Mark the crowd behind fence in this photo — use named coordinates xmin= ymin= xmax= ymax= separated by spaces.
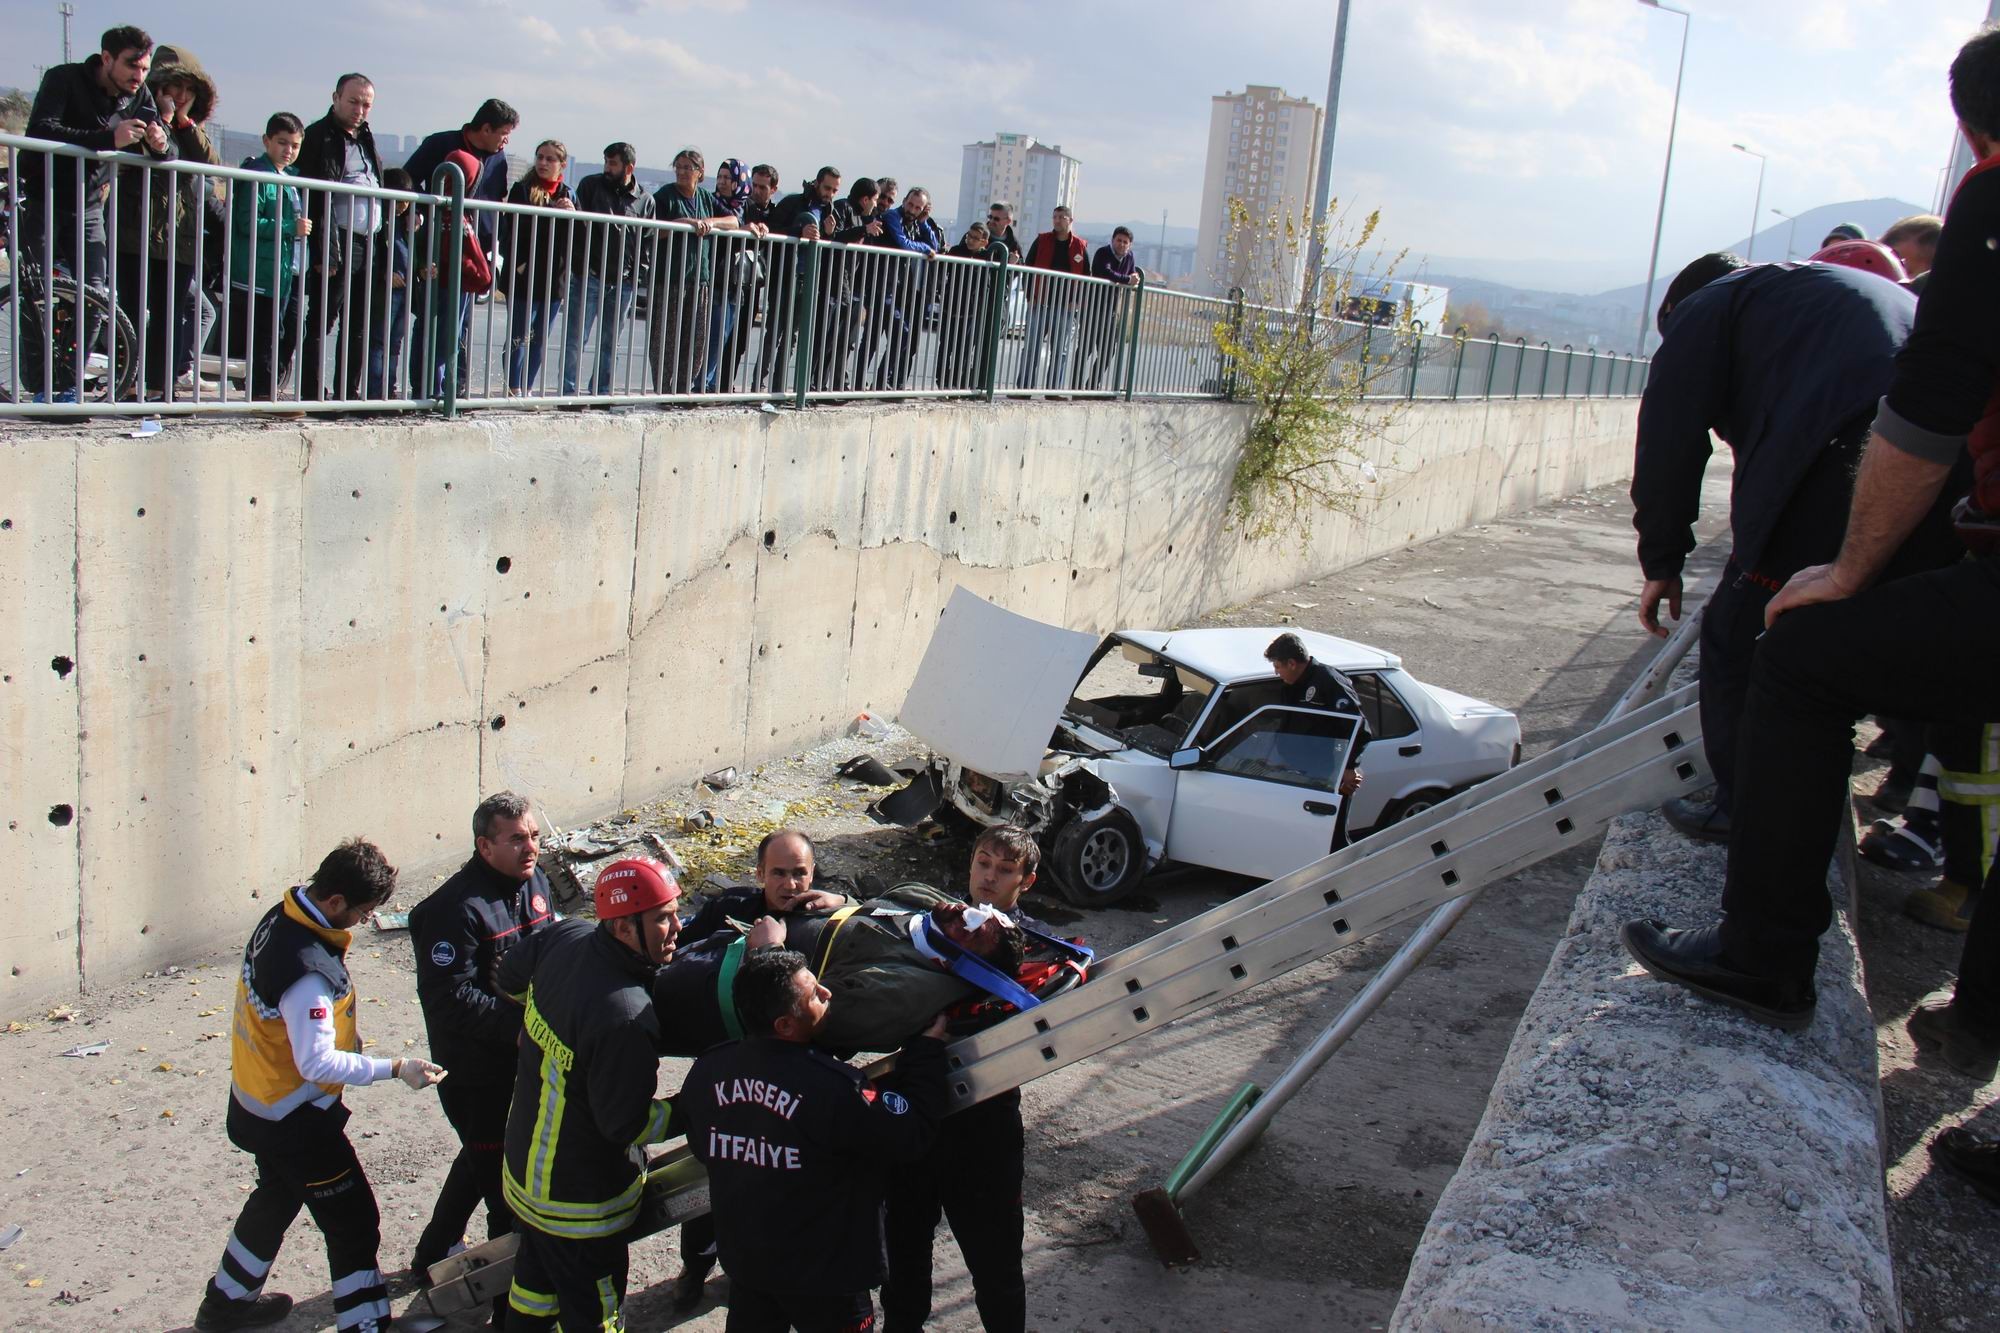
xmin=0 ymin=133 xmax=1650 ymax=419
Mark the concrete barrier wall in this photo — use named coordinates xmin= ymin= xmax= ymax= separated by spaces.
xmin=0 ymin=395 xmax=1637 ymax=1009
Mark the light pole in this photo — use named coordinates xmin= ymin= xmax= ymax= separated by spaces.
xmin=1635 ymin=0 xmax=1689 ymax=355
xmin=1301 ymin=0 xmax=1351 ymax=307
xmin=1731 ymin=143 xmax=1766 ymax=261
xmin=1770 ymin=206 xmax=1798 ymax=261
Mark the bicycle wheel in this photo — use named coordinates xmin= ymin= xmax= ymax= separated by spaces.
xmin=0 ymin=276 xmax=138 ymax=404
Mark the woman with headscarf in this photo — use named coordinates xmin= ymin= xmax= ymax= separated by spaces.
xmin=500 ymin=138 xmax=575 ymax=394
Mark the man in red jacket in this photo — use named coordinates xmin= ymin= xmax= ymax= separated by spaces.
xmin=1018 ymin=205 xmax=1088 ymax=391
xmin=1622 ymin=28 xmax=2000 ymax=1201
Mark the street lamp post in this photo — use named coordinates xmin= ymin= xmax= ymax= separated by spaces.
xmin=1770 ymin=206 xmax=1798 ymax=261
xmin=1301 ymin=0 xmax=1351 ymax=308
xmin=1636 ymin=0 xmax=1689 ymax=355
xmin=1731 ymin=143 xmax=1766 ymax=262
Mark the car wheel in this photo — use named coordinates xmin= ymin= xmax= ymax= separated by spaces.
xmin=1382 ymin=789 xmax=1452 ymax=825
xmin=1049 ymin=806 xmax=1147 ymax=907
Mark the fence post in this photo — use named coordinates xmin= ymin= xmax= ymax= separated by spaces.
xmin=1406 ymin=331 xmax=1422 ymax=400
xmin=1482 ymin=333 xmax=1500 ymax=399
xmin=1583 ymin=346 xmax=1597 ymax=398
xmin=429 ymin=162 xmax=467 ymax=419
xmin=1224 ymin=286 xmax=1245 ymax=402
xmin=1559 ymin=345 xmax=1574 ymax=398
xmin=1447 ymin=327 xmax=1468 ymax=400
xmin=980 ymin=249 xmax=1010 ymax=403
xmin=1511 ymin=336 xmax=1528 ymax=399
xmin=792 ymin=240 xmax=820 ymax=411
xmin=1536 ymin=342 xmax=1552 ymax=398
xmin=1122 ymin=272 xmax=1147 ymax=402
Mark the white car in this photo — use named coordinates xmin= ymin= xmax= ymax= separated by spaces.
xmin=886 ymin=589 xmax=1523 ymax=906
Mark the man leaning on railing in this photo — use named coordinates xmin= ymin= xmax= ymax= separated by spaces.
xmin=563 ymin=142 xmax=652 ymax=401
xmin=297 ymin=73 xmax=384 ymax=404
xmin=18 ymin=22 xmax=173 ymax=403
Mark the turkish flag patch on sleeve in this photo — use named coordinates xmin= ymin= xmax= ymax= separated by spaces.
xmin=309 ymin=1006 xmax=328 ymax=1020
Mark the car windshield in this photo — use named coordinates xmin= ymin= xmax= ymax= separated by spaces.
xmin=1062 ymin=638 xmax=1216 ymax=757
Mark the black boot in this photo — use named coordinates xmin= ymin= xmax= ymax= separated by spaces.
xmin=672 ymin=1256 xmax=716 ymax=1313
xmin=1930 ymin=1128 xmax=2000 ymax=1205
xmin=1907 ymin=991 xmax=2000 ymax=1081
xmin=1662 ymin=797 xmax=1730 ymax=842
xmin=1619 ymin=920 xmax=1816 ymax=1029
xmin=193 ymin=1292 xmax=295 ymax=1331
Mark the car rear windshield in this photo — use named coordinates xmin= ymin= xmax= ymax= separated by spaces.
xmin=1063 ymin=639 xmax=1216 ymax=757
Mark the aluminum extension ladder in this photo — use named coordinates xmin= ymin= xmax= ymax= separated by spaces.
xmin=427 ymin=668 xmax=1708 ymax=1312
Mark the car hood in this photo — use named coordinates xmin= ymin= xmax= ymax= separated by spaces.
xmin=897 ymin=587 xmax=1100 ymax=781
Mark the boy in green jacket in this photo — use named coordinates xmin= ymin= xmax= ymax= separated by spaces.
xmin=228 ymin=113 xmax=311 ymax=402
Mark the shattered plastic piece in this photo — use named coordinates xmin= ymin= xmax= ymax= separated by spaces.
xmin=682 ymin=811 xmax=718 ymax=833
xmin=1422 ymin=595 xmax=1443 ymax=610
xmin=641 ymin=831 xmax=685 ymax=873
xmin=698 ymin=766 xmax=739 ymax=791
xmin=45 ymin=1005 xmax=78 ymax=1023
xmin=849 ymin=713 xmax=889 ymax=741
xmin=371 ymin=910 xmax=411 ymax=932
xmin=128 ymin=418 xmax=162 ymax=438
xmin=1292 ymin=602 xmax=1318 ymax=611
xmin=59 ymin=1041 xmax=110 ymax=1058
xmin=0 ymin=1224 xmax=20 ymax=1250
xmin=835 ymin=755 xmax=898 ymax=787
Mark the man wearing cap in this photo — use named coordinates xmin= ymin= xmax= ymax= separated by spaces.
xmin=195 ymin=839 xmax=444 ymax=1333
xmin=407 ymin=792 xmax=557 ymax=1297
xmin=684 ymin=947 xmax=949 ymax=1333
xmin=495 ymin=857 xmax=683 ymax=1333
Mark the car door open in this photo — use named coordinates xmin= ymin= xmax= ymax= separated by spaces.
xmin=1165 ymin=705 xmax=1361 ymax=881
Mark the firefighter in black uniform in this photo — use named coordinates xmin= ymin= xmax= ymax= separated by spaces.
xmin=685 ymin=947 xmax=949 ymax=1333
xmin=1265 ymin=632 xmax=1372 ymax=849
xmin=408 ymin=791 xmax=556 ymax=1291
xmin=496 ymin=857 xmax=683 ymax=1333
xmin=194 ymin=839 xmax=445 ymax=1333
xmin=883 ymin=824 xmax=1054 ymax=1333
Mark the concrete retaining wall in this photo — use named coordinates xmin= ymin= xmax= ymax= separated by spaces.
xmin=1391 ymin=811 xmax=1895 ymax=1331
xmin=0 ymin=395 xmax=1637 ymax=1010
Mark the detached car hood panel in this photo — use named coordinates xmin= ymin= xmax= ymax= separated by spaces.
xmin=897 ymin=587 xmax=1099 ymax=781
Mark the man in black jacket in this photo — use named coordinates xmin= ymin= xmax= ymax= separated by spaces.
xmin=404 ymin=98 xmax=517 ymax=396
xmin=408 ymin=792 xmax=556 ymax=1294
xmin=685 ymin=947 xmax=948 ymax=1333
xmin=496 ymin=857 xmax=682 ymax=1333
xmin=19 ymin=24 xmax=172 ymax=401
xmin=1631 ymin=249 xmax=1935 ymax=840
xmin=1265 ymin=632 xmax=1372 ymax=850
xmin=563 ymin=143 xmax=654 ymax=398
xmin=296 ymin=74 xmax=384 ymax=402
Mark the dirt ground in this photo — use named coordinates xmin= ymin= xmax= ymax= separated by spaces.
xmin=7 ymin=466 xmax=1988 ymax=1332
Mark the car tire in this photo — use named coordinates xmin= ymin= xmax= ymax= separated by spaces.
xmin=1381 ymin=788 xmax=1452 ymax=826
xmin=1049 ymin=806 xmax=1147 ymax=908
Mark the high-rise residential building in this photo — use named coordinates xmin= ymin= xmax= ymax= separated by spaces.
xmin=1193 ymin=86 xmax=1324 ymax=300
xmin=955 ymin=133 xmax=1081 ymax=241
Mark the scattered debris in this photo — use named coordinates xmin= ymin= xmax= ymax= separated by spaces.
xmin=848 ymin=713 xmax=889 ymax=741
xmin=1292 ymin=602 xmax=1318 ymax=611
xmin=371 ymin=910 xmax=411 ymax=933
xmin=682 ymin=810 xmax=719 ymax=834
xmin=698 ymin=766 xmax=739 ymax=791
xmin=835 ymin=755 xmax=897 ymax=787
xmin=127 ymin=418 xmax=162 ymax=439
xmin=1422 ymin=595 xmax=1444 ymax=610
xmin=59 ymin=1041 xmax=110 ymax=1058
xmin=0 ymin=1224 xmax=20 ymax=1250
xmin=154 ymin=1062 xmax=174 ymax=1073
xmin=44 ymin=1006 xmax=78 ymax=1023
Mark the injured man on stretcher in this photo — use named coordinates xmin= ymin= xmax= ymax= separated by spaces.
xmin=653 ymin=883 xmax=1091 ymax=1054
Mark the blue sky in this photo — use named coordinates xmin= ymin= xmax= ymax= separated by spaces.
xmin=1 ymin=0 xmax=1987 ymax=292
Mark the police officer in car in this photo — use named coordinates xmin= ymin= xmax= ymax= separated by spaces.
xmin=408 ymin=792 xmax=556 ymax=1293
xmin=684 ymin=948 xmax=949 ymax=1332
xmin=1264 ymin=632 xmax=1372 ymax=849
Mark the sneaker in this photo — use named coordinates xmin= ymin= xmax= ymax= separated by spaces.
xmin=1661 ymin=797 xmax=1730 ymax=843
xmin=1930 ymin=1127 xmax=2000 ymax=1205
xmin=1859 ymin=818 xmax=1944 ymax=872
xmin=1619 ymin=919 xmax=1816 ymax=1030
xmin=193 ymin=1291 xmax=294 ymax=1331
xmin=1904 ymin=878 xmax=1978 ymax=932
xmin=1907 ymin=991 xmax=2000 ymax=1081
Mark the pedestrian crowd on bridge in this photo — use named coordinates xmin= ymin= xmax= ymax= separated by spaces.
xmin=1622 ymin=21 xmax=2000 ymax=1213
xmin=10 ymin=25 xmax=1147 ymax=408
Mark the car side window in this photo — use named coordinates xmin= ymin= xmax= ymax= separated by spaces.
xmin=1349 ymin=672 xmax=1419 ymax=740
xmin=1195 ymin=679 xmax=1284 ymax=747
xmin=1205 ymin=707 xmax=1358 ymax=791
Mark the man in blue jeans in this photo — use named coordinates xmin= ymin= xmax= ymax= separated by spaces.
xmin=564 ymin=143 xmax=653 ymax=398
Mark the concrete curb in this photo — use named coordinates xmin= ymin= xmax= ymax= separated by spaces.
xmin=1390 ymin=811 xmax=1896 ymax=1331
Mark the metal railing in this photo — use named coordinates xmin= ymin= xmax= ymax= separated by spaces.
xmin=0 ymin=132 xmax=1648 ymax=418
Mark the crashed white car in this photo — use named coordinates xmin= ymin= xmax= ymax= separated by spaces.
xmin=887 ymin=589 xmax=1522 ymax=906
